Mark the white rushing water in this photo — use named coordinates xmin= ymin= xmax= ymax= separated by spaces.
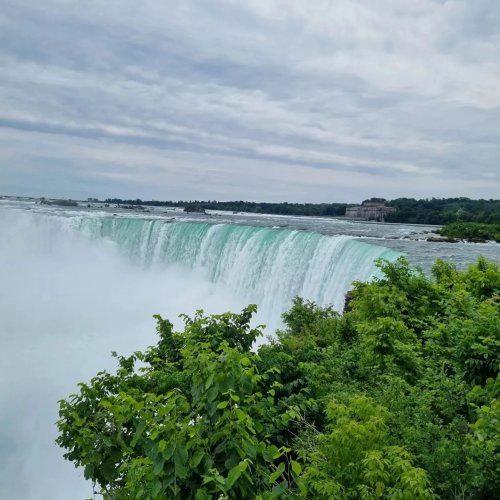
xmin=0 ymin=207 xmax=400 ymax=499
xmin=74 ymin=216 xmax=401 ymax=316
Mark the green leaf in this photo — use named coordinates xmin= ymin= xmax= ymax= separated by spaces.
xmin=190 ymin=448 xmax=205 ymax=468
xmin=217 ymin=400 xmax=229 ymax=409
xmin=297 ymin=479 xmax=307 ymax=496
xmin=291 ymin=460 xmax=302 ymax=476
xmin=375 ymin=481 xmax=385 ymax=496
xmin=101 ymin=459 xmax=116 ymax=481
xmin=263 ymin=445 xmax=279 ymax=462
xmin=153 ymin=455 xmax=165 ymax=475
xmin=83 ymin=464 xmax=94 ymax=480
xmin=270 ymin=479 xmax=289 ymax=498
xmin=205 ymin=372 xmax=214 ymax=390
xmin=206 ymin=386 xmax=218 ymax=402
xmin=226 ymin=463 xmax=243 ymax=489
xmin=163 ymin=443 xmax=175 ymax=460
xmin=152 ymin=479 xmax=162 ymax=497
xmin=175 ymin=462 xmax=189 ymax=480
xmin=174 ymin=445 xmax=188 ymax=467
xmin=269 ymin=462 xmax=285 ymax=483
xmin=235 ymin=408 xmax=247 ymax=421
xmin=145 ymin=439 xmax=159 ymax=460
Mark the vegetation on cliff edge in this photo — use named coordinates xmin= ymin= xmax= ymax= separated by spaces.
xmin=57 ymin=257 xmax=499 ymax=499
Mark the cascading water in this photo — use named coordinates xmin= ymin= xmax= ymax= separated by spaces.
xmin=74 ymin=216 xmax=401 ymax=318
xmin=0 ymin=207 xmax=401 ymax=500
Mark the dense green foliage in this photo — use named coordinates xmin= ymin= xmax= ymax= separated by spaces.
xmin=385 ymin=198 xmax=500 ymax=225
xmin=57 ymin=257 xmax=500 ymax=499
xmin=103 ymin=197 xmax=500 ymax=223
xmin=437 ymin=222 xmax=500 ymax=243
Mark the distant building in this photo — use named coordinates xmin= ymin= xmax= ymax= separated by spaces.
xmin=87 ymin=198 xmax=99 ymax=202
xmin=345 ymin=200 xmax=396 ymax=221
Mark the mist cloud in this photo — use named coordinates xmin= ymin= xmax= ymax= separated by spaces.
xmin=0 ymin=209 xmax=248 ymax=499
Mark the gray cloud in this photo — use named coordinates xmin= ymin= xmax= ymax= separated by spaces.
xmin=1 ymin=0 xmax=499 ymax=201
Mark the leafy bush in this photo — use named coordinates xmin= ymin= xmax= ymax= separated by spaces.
xmin=57 ymin=257 xmax=500 ymax=499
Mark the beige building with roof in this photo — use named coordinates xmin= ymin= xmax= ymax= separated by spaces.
xmin=345 ymin=201 xmax=396 ymax=221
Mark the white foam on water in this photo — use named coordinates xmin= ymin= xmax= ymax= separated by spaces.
xmin=0 ymin=208 xmax=400 ymax=499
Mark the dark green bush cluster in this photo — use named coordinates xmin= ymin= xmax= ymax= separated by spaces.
xmin=57 ymin=257 xmax=499 ymax=499
xmin=386 ymin=198 xmax=500 ymax=224
xmin=437 ymin=222 xmax=500 ymax=242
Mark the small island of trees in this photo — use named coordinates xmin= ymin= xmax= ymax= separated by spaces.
xmin=437 ymin=222 xmax=500 ymax=243
xmin=57 ymin=257 xmax=499 ymax=499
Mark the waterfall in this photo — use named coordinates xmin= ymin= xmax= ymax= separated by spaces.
xmin=74 ymin=217 xmax=401 ymax=316
xmin=0 ymin=207 xmax=401 ymax=500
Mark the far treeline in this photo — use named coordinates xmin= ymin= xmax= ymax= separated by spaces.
xmin=104 ymin=197 xmax=500 ymax=225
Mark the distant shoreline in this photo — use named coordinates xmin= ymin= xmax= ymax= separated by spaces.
xmin=1 ymin=194 xmax=498 ymax=227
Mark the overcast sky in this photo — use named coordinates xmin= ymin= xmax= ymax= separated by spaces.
xmin=1 ymin=0 xmax=499 ymax=202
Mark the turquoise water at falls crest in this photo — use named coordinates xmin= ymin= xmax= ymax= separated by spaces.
xmin=75 ymin=217 xmax=401 ymax=317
